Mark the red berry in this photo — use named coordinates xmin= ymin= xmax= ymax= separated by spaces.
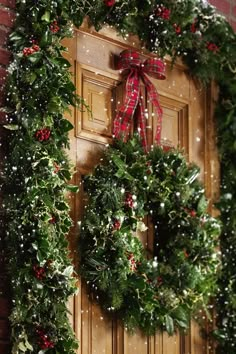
xmin=173 ymin=24 xmax=181 ymax=34
xmin=190 ymin=21 xmax=197 ymax=33
xmin=189 ymin=210 xmax=196 ymax=217
xmin=32 ymin=44 xmax=40 ymax=52
xmin=35 ymin=128 xmax=51 ymax=142
xmin=113 ymin=219 xmax=121 ymax=230
xmin=50 ymin=20 xmax=60 ymax=33
xmin=103 ymin=0 xmax=115 ymax=6
xmin=125 ymin=193 xmax=134 ymax=208
xmin=155 ymin=6 xmax=171 ymax=20
xmin=207 ymin=42 xmax=219 ymax=53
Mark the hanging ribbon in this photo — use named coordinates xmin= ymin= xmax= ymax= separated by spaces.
xmin=113 ymin=49 xmax=166 ymax=150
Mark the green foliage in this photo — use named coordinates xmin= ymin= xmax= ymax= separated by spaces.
xmin=79 ymin=137 xmax=221 ymax=336
xmin=214 ymin=71 xmax=236 ymax=354
xmin=69 ymin=0 xmax=235 ymax=83
xmin=2 ymin=0 xmax=82 ymax=352
xmin=2 ymin=0 xmax=236 ymax=352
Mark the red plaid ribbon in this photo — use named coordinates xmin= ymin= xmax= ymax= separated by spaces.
xmin=113 ymin=50 xmax=165 ymax=150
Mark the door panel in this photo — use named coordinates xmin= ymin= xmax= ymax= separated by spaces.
xmin=64 ymin=23 xmax=218 ymax=354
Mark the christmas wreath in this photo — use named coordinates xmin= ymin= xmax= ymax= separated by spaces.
xmin=79 ymin=137 xmax=221 ymax=335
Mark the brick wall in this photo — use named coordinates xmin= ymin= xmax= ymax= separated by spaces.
xmin=0 ymin=1 xmax=235 ymax=353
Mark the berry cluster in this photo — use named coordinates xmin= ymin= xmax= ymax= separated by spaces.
xmin=103 ymin=0 xmax=115 ymax=6
xmin=128 ymin=253 xmax=137 ymax=272
xmin=125 ymin=192 xmax=134 ymax=208
xmin=50 ymin=20 xmax=60 ymax=33
xmin=23 ymin=44 xmax=40 ymax=56
xmin=49 ymin=215 xmax=57 ymax=224
xmin=112 ymin=219 xmax=121 ymax=230
xmin=53 ymin=162 xmax=60 ymax=173
xmin=36 ymin=328 xmax=55 ymax=350
xmin=155 ymin=5 xmax=171 ymax=20
xmin=207 ymin=42 xmax=219 ymax=53
xmin=35 ymin=128 xmax=51 ymax=142
xmin=33 ymin=265 xmax=46 ymax=280
xmin=173 ymin=23 xmax=181 ymax=34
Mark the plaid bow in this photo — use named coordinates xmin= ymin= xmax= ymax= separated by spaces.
xmin=113 ymin=50 xmax=165 ymax=150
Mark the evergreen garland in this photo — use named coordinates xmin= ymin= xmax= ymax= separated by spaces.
xmin=1 ymin=0 xmax=236 ymax=353
xmin=79 ymin=137 xmax=221 ymax=335
xmin=214 ymin=71 xmax=236 ymax=354
xmin=2 ymin=1 xmax=82 ymax=353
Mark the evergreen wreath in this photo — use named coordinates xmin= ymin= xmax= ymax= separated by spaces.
xmin=2 ymin=0 xmax=236 ymax=352
xmin=79 ymin=137 xmax=221 ymax=335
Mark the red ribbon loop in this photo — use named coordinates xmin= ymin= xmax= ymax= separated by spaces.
xmin=113 ymin=49 xmax=165 ymax=150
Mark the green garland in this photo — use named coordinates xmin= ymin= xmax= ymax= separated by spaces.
xmin=79 ymin=137 xmax=221 ymax=335
xmin=1 ymin=0 xmax=236 ymax=353
xmin=3 ymin=1 xmax=82 ymax=353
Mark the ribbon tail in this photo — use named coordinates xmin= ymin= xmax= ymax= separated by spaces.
xmin=142 ymin=74 xmax=163 ymax=145
xmin=113 ymin=69 xmax=140 ymax=141
xmin=136 ymin=96 xmax=148 ymax=152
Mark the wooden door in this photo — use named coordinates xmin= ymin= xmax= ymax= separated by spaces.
xmin=64 ymin=23 xmax=219 ymax=354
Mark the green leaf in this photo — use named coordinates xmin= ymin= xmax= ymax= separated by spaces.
xmin=59 ymin=118 xmax=74 ymax=132
xmin=44 ymin=115 xmax=54 ymax=127
xmin=112 ymin=155 xmax=127 ymax=170
xmin=18 ymin=342 xmax=27 ymax=352
xmin=56 ymin=57 xmax=71 ymax=68
xmin=40 ymin=30 xmax=51 ymax=47
xmin=197 ymin=195 xmax=208 ymax=214
xmin=9 ymin=32 xmax=23 ymax=42
xmin=63 ymin=266 xmax=74 ymax=277
xmin=3 ymin=124 xmax=19 ymax=130
xmin=172 ymin=307 xmax=189 ymax=328
xmin=165 ymin=314 xmax=174 ymax=335
xmin=41 ymin=10 xmax=51 ymax=22
xmin=27 ymin=72 xmax=37 ymax=84
xmin=36 ymin=250 xmax=44 ymax=263
xmin=66 ymin=184 xmax=79 ymax=193
xmin=56 ymin=201 xmax=69 ymax=211
xmin=48 ymin=98 xmax=61 ymax=113
xmin=25 ymin=340 xmax=33 ymax=351
xmin=60 ymin=169 xmax=72 ymax=180
xmin=28 ymin=52 xmax=43 ymax=64
xmin=176 ymin=319 xmax=189 ymax=329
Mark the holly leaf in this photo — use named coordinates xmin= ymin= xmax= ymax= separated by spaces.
xmin=197 ymin=195 xmax=208 ymax=214
xmin=28 ymin=52 xmax=43 ymax=64
xmin=56 ymin=201 xmax=69 ymax=211
xmin=112 ymin=155 xmax=126 ymax=170
xmin=25 ymin=340 xmax=33 ymax=351
xmin=56 ymin=57 xmax=71 ymax=68
xmin=27 ymin=72 xmax=37 ymax=84
xmin=9 ymin=32 xmax=23 ymax=42
xmin=112 ymin=156 xmax=133 ymax=181
xmin=18 ymin=342 xmax=27 ymax=352
xmin=41 ymin=11 xmax=51 ymax=22
xmin=172 ymin=306 xmax=189 ymax=329
xmin=40 ymin=30 xmax=52 ymax=47
xmin=48 ymin=97 xmax=61 ymax=114
xmin=60 ymin=169 xmax=72 ymax=180
xmin=165 ymin=314 xmax=174 ymax=335
xmin=63 ymin=266 xmax=74 ymax=277
xmin=59 ymin=118 xmax=74 ymax=132
xmin=36 ymin=250 xmax=44 ymax=263
xmin=3 ymin=124 xmax=19 ymax=130
xmin=66 ymin=184 xmax=79 ymax=193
